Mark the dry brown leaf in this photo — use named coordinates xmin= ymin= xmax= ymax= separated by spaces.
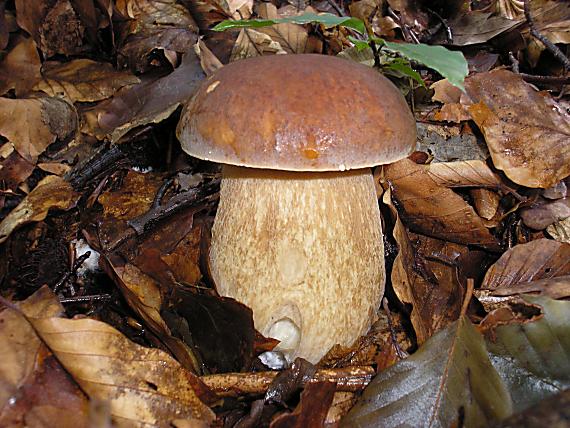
xmin=481 ymin=239 xmax=570 ymax=293
xmin=0 ymin=175 xmax=79 ymax=244
xmin=463 ymin=69 xmax=570 ymax=189
xmin=0 ymin=287 xmax=88 ymax=427
xmin=256 ymin=4 xmax=313 ymax=54
xmin=433 ymin=103 xmax=472 ymax=123
xmin=29 ymin=316 xmax=215 ymax=426
xmin=0 ymin=97 xmax=76 ymax=163
xmin=426 ymin=160 xmax=502 ymax=188
xmin=34 ymin=59 xmax=140 ymax=102
xmin=449 ymin=11 xmax=522 ymax=46
xmin=431 ymin=79 xmax=463 ymax=104
xmin=382 ymin=158 xmax=500 ymax=249
xmin=471 ymin=188 xmax=501 ymax=221
xmin=548 ymin=217 xmax=570 ymax=244
xmin=82 ymin=51 xmax=204 ymax=142
xmin=114 ymin=0 xmax=198 ymax=71
xmin=525 ymin=0 xmax=570 ymax=45
xmin=0 ymin=151 xmax=36 ymax=191
xmin=384 ymin=188 xmax=466 ymax=344
xmin=105 ymin=262 xmax=203 ymax=374
xmin=37 ymin=162 xmax=72 ymax=176
xmin=484 ymin=275 xmax=570 ymax=300
xmin=230 ymin=28 xmax=286 ymax=61
xmin=0 ymin=37 xmax=42 ymax=96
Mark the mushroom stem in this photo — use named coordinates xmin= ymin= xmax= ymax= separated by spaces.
xmin=210 ymin=165 xmax=385 ymax=363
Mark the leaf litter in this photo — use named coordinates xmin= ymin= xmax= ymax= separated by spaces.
xmin=1 ymin=0 xmax=570 ymax=426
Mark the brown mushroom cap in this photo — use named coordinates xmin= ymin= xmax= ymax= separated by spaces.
xmin=177 ymin=54 xmax=416 ymax=171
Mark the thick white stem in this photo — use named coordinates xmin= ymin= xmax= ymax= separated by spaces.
xmin=210 ymin=165 xmax=384 ymax=363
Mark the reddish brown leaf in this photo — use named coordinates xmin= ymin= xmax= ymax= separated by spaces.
xmin=0 ymin=37 xmax=42 ymax=96
xmin=0 ymin=150 xmax=36 ymax=191
xmin=382 ymin=158 xmax=500 ymax=249
xmin=270 ymin=381 xmax=336 ymax=428
xmin=463 ymin=69 xmax=570 ymax=188
xmin=481 ymin=239 xmax=570 ymax=292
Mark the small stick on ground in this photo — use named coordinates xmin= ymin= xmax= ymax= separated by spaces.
xmin=524 ymin=0 xmax=570 ymax=71
xmin=382 ymin=298 xmax=407 ymax=360
xmin=200 ymin=366 xmax=375 ymax=398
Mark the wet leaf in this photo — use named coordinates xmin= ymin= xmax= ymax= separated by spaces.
xmin=342 ymin=316 xmax=513 ymax=427
xmin=0 ymin=97 xmax=76 ymax=163
xmin=34 ymin=59 xmax=140 ymax=102
xmin=485 ymin=296 xmax=570 ymax=413
xmin=29 ymin=314 xmax=215 ymax=426
xmin=481 ymin=239 xmax=570 ymax=292
xmin=382 ymin=158 xmax=500 ymax=250
xmin=463 ymin=69 xmax=570 ymax=189
xmin=0 ymin=175 xmax=79 ymax=244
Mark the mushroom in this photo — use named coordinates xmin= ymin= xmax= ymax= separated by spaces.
xmin=177 ymin=54 xmax=416 ymax=363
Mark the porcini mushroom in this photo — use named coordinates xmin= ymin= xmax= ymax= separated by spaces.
xmin=177 ymin=54 xmax=416 ymax=363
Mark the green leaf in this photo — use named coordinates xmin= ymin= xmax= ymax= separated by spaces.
xmin=382 ymin=58 xmax=426 ymax=88
xmin=213 ymin=12 xmax=366 ymax=35
xmin=342 ymin=316 xmax=513 ymax=428
xmin=382 ymin=41 xmax=468 ymax=91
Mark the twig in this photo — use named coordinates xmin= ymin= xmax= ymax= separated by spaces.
xmin=53 ymin=251 xmax=92 ymax=294
xmin=460 ymin=278 xmax=475 ymax=317
xmin=200 ymin=366 xmax=375 ymax=398
xmin=382 ymin=298 xmax=406 ymax=359
xmin=326 ymin=0 xmax=345 ymax=17
xmin=524 ymin=0 xmax=570 ymax=70
xmin=520 ymin=73 xmax=570 ymax=85
xmin=59 ymin=294 xmax=112 ymax=304
xmin=386 ymin=6 xmax=419 ymax=44
xmin=427 ymin=8 xmax=452 ymax=44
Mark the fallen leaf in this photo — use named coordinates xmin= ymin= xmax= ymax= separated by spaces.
xmin=83 ymin=50 xmax=204 ymax=142
xmin=547 ymin=216 xmax=570 ymax=243
xmin=256 ymin=4 xmax=314 ymax=54
xmin=449 ymin=11 xmax=522 ymax=45
xmin=230 ymin=28 xmax=287 ymax=61
xmin=382 ymin=158 xmax=500 ymax=249
xmin=0 ymin=175 xmax=79 ymax=244
xmin=463 ymin=69 xmax=570 ymax=188
xmin=520 ymin=198 xmax=570 ymax=230
xmin=426 ymin=160 xmax=502 ymax=188
xmin=34 ymin=59 xmax=140 ymax=102
xmin=343 ymin=316 xmax=513 ymax=427
xmin=0 ymin=37 xmax=42 ymax=96
xmin=0 ymin=97 xmax=77 ymax=163
xmin=481 ymin=239 xmax=570 ymax=292
xmin=471 ymin=188 xmax=501 ymax=220
xmin=29 ymin=316 xmax=215 ymax=426
xmin=481 ymin=275 xmax=570 ymax=300
xmin=270 ymin=381 xmax=336 ymax=428
xmin=0 ymin=287 xmax=89 ymax=427
xmin=385 ymin=187 xmax=467 ymax=344
xmin=105 ymin=261 xmax=203 ymax=374
xmin=0 ymin=151 xmax=36 ymax=191
xmin=497 ymin=389 xmax=570 ymax=428
xmin=485 ymin=296 xmax=570 ymax=413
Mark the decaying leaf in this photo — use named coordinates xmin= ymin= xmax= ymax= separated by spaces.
xmin=34 ymin=59 xmax=140 ymax=102
xmin=481 ymin=239 xmax=570 ymax=292
xmin=342 ymin=316 xmax=513 ymax=427
xmin=0 ymin=97 xmax=76 ymax=163
xmin=463 ymin=69 xmax=570 ymax=189
xmin=0 ymin=175 xmax=79 ymax=244
xmin=485 ymin=296 xmax=570 ymax=413
xmin=29 ymin=315 xmax=215 ymax=426
xmin=382 ymin=158 xmax=500 ymax=249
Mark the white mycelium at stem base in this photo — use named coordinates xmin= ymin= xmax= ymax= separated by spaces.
xmin=210 ymin=165 xmax=384 ymax=363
